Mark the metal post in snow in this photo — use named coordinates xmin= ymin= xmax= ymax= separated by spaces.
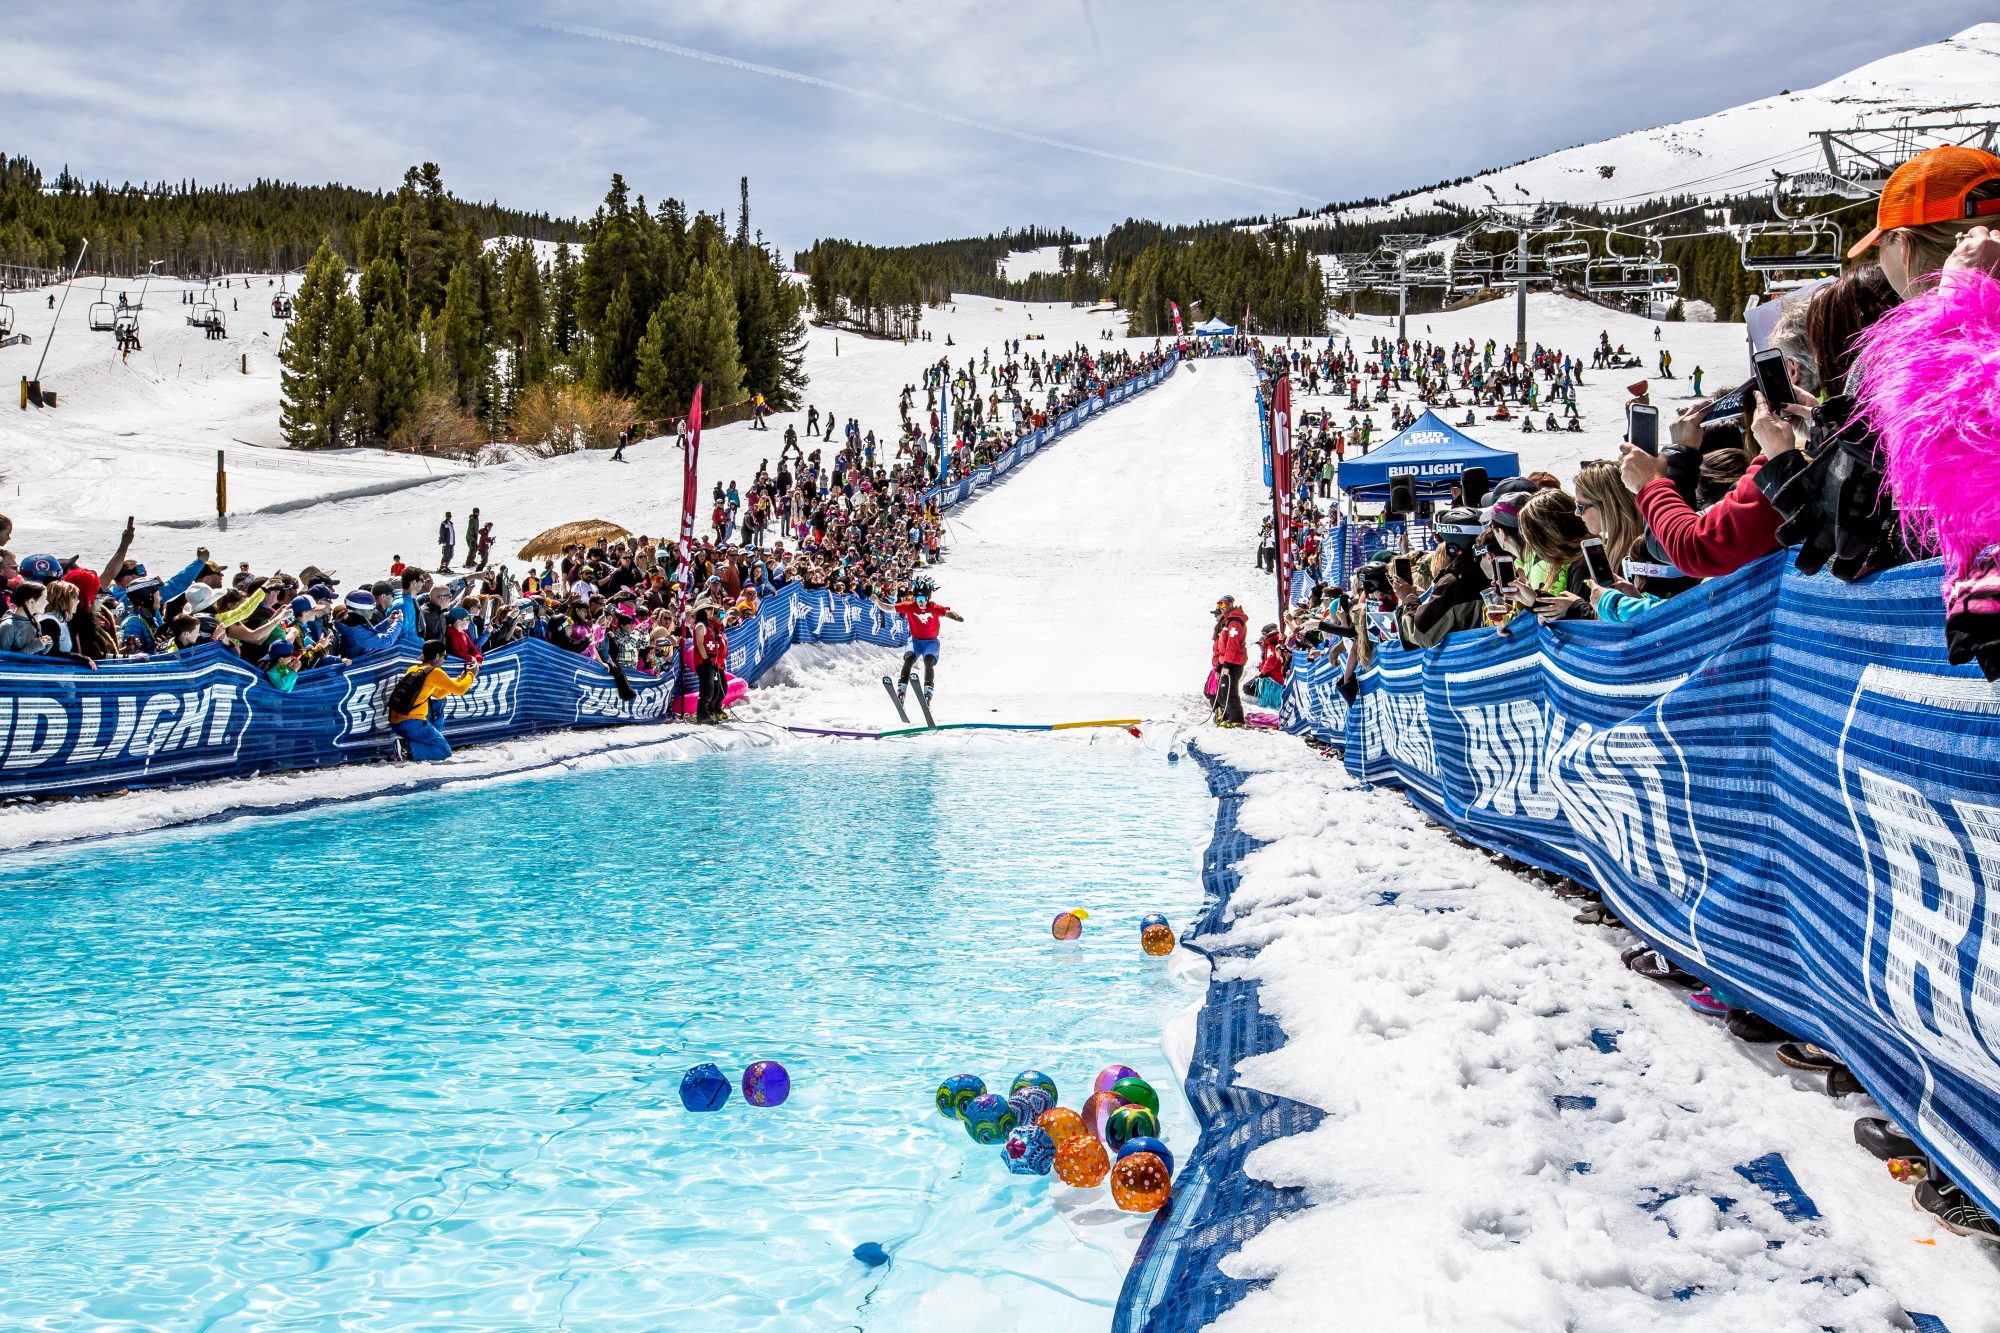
xmin=1516 ymin=227 xmax=1529 ymax=363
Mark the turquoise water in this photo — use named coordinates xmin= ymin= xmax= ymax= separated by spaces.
xmin=0 ymin=740 xmax=1212 ymax=1331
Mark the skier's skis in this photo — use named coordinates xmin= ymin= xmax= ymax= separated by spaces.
xmin=882 ymin=676 xmax=911 ymax=724
xmin=912 ymin=685 xmax=938 ymax=730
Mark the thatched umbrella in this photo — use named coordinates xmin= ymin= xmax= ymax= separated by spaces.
xmin=517 ymin=520 xmax=632 ymax=561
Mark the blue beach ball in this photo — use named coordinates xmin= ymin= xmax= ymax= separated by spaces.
xmin=680 ymin=1062 xmax=731 ymax=1112
xmin=742 ymin=1061 xmax=791 ymax=1108
xmin=1010 ymin=1069 xmax=1059 ymax=1104
xmin=1139 ymin=913 xmax=1169 ymax=932
xmin=1117 ymin=1136 xmax=1175 ymax=1179
xmin=1009 ymin=1086 xmax=1055 ymax=1126
xmin=936 ymin=1074 xmax=987 ymax=1122
xmin=962 ymin=1093 xmax=1018 ymax=1145
xmin=1003 ymin=1125 xmax=1058 ymax=1176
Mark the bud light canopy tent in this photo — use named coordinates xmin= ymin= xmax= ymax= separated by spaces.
xmin=1336 ymin=409 xmax=1520 ymax=501
xmin=1192 ymin=317 xmax=1236 ymax=335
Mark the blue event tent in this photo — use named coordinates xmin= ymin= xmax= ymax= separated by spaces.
xmin=1193 ymin=317 xmax=1236 ymax=335
xmin=1336 ymin=410 xmax=1520 ymax=499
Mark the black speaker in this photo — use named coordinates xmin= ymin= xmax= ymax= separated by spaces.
xmin=1459 ymin=467 xmax=1489 ymax=508
xmin=1388 ymin=477 xmax=1415 ymax=516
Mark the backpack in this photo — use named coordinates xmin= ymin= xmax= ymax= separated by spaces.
xmin=386 ymin=666 xmax=429 ymax=717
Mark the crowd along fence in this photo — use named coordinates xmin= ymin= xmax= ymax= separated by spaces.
xmin=1280 ymin=552 xmax=2000 ymax=1221
xmin=0 ymin=353 xmax=1182 ymax=801
xmin=917 ymin=352 xmax=1178 ymax=512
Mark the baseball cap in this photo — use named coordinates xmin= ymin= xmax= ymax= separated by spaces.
xmin=1848 ymin=145 xmax=2000 ymax=258
xmin=289 ymin=595 xmax=314 ymax=615
xmin=265 ymin=639 xmax=301 ymax=661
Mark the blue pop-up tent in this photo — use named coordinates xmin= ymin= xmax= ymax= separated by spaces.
xmin=1193 ymin=317 xmax=1236 ymax=335
xmin=1336 ymin=409 xmax=1519 ymax=500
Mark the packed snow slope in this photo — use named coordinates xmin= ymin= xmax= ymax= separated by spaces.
xmin=1288 ymin=23 xmax=2000 ymax=225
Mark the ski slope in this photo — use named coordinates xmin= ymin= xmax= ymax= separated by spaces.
xmin=1287 ymin=22 xmax=2000 ymax=225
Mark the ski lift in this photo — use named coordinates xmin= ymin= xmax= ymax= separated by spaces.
xmin=271 ymin=272 xmax=295 ymax=319
xmin=0 ymin=292 xmax=12 ymax=337
xmin=1541 ymin=238 xmax=1593 ymax=267
xmin=87 ymin=277 xmax=116 ymax=332
xmin=1739 ymin=221 xmax=1843 ymax=292
xmin=188 ymin=285 xmax=220 ymax=330
xmin=114 ymin=307 xmax=139 ymax=336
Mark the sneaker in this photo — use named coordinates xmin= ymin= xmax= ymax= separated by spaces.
xmin=1776 ymin=1042 xmax=1841 ymax=1072
xmin=1624 ymin=948 xmax=1701 ymax=989
xmin=1914 ymin=1181 xmax=2000 ymax=1242
xmin=1854 ymin=1117 xmax=1922 ymax=1162
xmin=1725 ymin=1009 xmax=1790 ymax=1044
xmin=1685 ymin=987 xmax=1730 ymax=1018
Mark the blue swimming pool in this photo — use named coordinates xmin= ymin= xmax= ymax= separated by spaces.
xmin=0 ymin=739 xmax=1213 ymax=1331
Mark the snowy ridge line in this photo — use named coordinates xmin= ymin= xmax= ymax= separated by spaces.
xmin=1281 ymin=550 xmax=2000 ymax=1224
xmin=1113 ymin=747 xmax=1326 ymax=1333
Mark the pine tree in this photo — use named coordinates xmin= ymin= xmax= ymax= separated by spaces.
xmin=636 ymin=262 xmax=742 ymax=416
xmin=549 ymin=241 xmax=579 ymax=356
xmin=279 ymin=241 xmax=364 ymax=448
xmin=592 ymin=279 xmax=644 ymax=395
xmin=439 ymin=256 xmax=488 ymax=410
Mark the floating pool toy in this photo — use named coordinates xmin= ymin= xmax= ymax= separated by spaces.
xmin=1139 ymin=913 xmax=1169 ymax=931
xmin=1093 ymin=1064 xmax=1142 ymax=1096
xmin=853 ymin=1242 xmax=890 ymax=1269
xmin=673 ymin=674 xmax=749 ymax=717
xmin=1110 ymin=1151 xmax=1173 ymax=1212
xmin=1054 ymin=1133 xmax=1111 ymax=1187
xmin=1105 ymin=1103 xmax=1161 ymax=1153
xmin=936 ymin=1074 xmax=987 ymax=1122
xmin=1008 ymin=1087 xmax=1055 ymax=1126
xmin=1109 ymin=1076 xmax=1159 ymax=1115
xmin=1081 ymin=1090 xmax=1131 ymax=1143
xmin=962 ymin=1093 xmax=1018 ymax=1145
xmin=1050 ymin=909 xmax=1089 ymax=940
xmin=742 ymin=1061 xmax=790 ymax=1108
xmin=1117 ymin=1136 xmax=1175 ymax=1179
xmin=1141 ymin=923 xmax=1177 ymax=956
xmin=1036 ymin=1107 xmax=1088 ymax=1146
xmin=1003 ymin=1125 xmax=1057 ymax=1176
xmin=1010 ymin=1070 xmax=1059 ymax=1103
xmin=679 ymin=1062 xmax=731 ymax=1112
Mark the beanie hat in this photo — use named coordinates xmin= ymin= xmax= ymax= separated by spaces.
xmin=344 ymin=590 xmax=377 ymax=612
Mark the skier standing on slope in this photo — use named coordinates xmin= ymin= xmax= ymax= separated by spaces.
xmin=1211 ymin=595 xmax=1249 ymax=727
xmin=879 ymin=574 xmax=963 ymax=705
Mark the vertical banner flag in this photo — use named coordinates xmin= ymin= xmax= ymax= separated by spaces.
xmin=680 ymin=382 xmax=703 ymax=552
xmin=1170 ymin=300 xmax=1183 ymax=336
xmin=1270 ymin=375 xmax=1294 ymax=609
xmin=938 ymin=377 xmax=951 ymax=484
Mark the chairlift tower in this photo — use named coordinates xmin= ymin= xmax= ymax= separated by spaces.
xmin=1812 ymin=119 xmax=2000 ymax=192
xmin=1381 ymin=234 xmax=1428 ymax=344
xmin=1480 ymin=204 xmax=1564 ymax=362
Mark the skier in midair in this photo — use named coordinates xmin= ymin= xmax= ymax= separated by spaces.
xmin=879 ymin=574 xmax=963 ymax=707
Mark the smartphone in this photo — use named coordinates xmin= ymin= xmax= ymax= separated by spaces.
xmin=1391 ymin=554 xmax=1414 ymax=583
xmin=1581 ymin=537 xmax=1616 ymax=585
xmin=1751 ymin=347 xmax=1793 ymax=420
xmin=1492 ymin=553 xmax=1517 ymax=587
xmin=1627 ymin=403 xmax=1660 ymax=455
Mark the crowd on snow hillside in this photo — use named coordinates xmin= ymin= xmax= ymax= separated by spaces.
xmin=1219 ymin=147 xmax=2000 ymax=1243
xmin=0 ymin=339 xmax=1175 ymax=748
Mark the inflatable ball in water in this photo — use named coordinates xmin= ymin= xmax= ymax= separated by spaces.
xmin=1081 ymin=1090 xmax=1131 ymax=1143
xmin=680 ymin=1062 xmax=731 ymax=1112
xmin=962 ymin=1092 xmax=1019 ymax=1145
xmin=1093 ymin=1064 xmax=1142 ymax=1096
xmin=935 ymin=1074 xmax=987 ymax=1122
xmin=1105 ymin=1103 xmax=1161 ymax=1154
xmin=1139 ymin=913 xmax=1169 ymax=931
xmin=1002 ymin=1125 xmax=1057 ymax=1176
xmin=1054 ymin=1133 xmax=1111 ymax=1188
xmin=1008 ymin=1086 xmax=1055 ymax=1126
xmin=1117 ymin=1136 xmax=1175 ymax=1179
xmin=1036 ymin=1107 xmax=1089 ymax=1147
xmin=1110 ymin=1151 xmax=1173 ymax=1212
xmin=1051 ymin=911 xmax=1086 ymax=941
xmin=1110 ymin=1076 xmax=1159 ymax=1116
xmin=1141 ymin=923 xmax=1177 ymax=956
xmin=1010 ymin=1069 xmax=1059 ymax=1104
xmin=741 ymin=1061 xmax=790 ymax=1108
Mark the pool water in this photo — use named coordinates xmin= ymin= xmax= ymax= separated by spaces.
xmin=0 ymin=739 xmax=1213 ymax=1331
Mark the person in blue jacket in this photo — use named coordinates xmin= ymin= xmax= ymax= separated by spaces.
xmin=335 ymin=591 xmax=405 ymax=658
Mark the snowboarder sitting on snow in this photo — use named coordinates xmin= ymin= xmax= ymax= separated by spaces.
xmin=879 ymin=574 xmax=963 ymax=703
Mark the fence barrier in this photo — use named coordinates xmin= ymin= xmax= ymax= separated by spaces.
xmin=1280 ymin=552 xmax=2000 ymax=1221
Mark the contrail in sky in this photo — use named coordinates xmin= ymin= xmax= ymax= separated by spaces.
xmin=536 ymin=21 xmax=1318 ymax=204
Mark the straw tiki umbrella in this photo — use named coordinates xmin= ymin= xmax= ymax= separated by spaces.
xmin=517 ymin=520 xmax=633 ymax=561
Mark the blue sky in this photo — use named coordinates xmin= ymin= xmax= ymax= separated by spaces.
xmin=6 ymin=1 xmax=1989 ymax=258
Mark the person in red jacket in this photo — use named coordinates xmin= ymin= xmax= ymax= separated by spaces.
xmin=1211 ymin=596 xmax=1249 ymax=727
xmin=1255 ymin=623 xmax=1288 ymax=711
xmin=691 ymin=603 xmax=730 ymax=723
xmin=1618 ymin=393 xmax=1804 ymax=579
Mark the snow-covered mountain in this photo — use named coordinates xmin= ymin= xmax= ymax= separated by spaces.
xmin=1291 ymin=23 xmax=2000 ymax=227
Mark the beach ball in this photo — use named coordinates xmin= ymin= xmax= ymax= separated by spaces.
xmin=963 ymin=1093 xmax=1018 ymax=1145
xmin=1140 ymin=913 xmax=1169 ymax=931
xmin=1037 ymin=1107 xmax=1088 ymax=1147
xmin=1142 ymin=924 xmax=1177 ymax=957
xmin=1009 ymin=1086 xmax=1055 ymax=1126
xmin=1010 ymin=1070 xmax=1059 ymax=1104
xmin=1106 ymin=1104 xmax=1161 ymax=1153
xmin=1051 ymin=911 xmax=1085 ymax=940
xmin=741 ymin=1061 xmax=790 ymax=1108
xmin=1110 ymin=1151 xmax=1173 ymax=1212
xmin=1093 ymin=1065 xmax=1142 ymax=1097
xmin=1117 ymin=1136 xmax=1175 ymax=1179
xmin=679 ymin=1062 xmax=731 ymax=1112
xmin=1054 ymin=1133 xmax=1111 ymax=1188
xmin=936 ymin=1074 xmax=987 ymax=1122
xmin=1110 ymin=1076 xmax=1160 ymax=1115
xmin=1003 ymin=1125 xmax=1057 ymax=1176
xmin=1081 ymin=1090 xmax=1131 ymax=1143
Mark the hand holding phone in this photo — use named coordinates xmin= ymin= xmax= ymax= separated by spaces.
xmin=1626 ymin=403 xmax=1661 ymax=455
xmin=1492 ymin=553 xmax=1516 ymax=588
xmin=1751 ymin=348 xmax=1796 ymax=422
xmin=1580 ymin=537 xmax=1616 ymax=586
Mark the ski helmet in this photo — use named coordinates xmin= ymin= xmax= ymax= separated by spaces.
xmin=1432 ymin=507 xmax=1485 ymax=553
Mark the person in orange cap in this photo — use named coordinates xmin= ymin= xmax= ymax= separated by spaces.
xmin=1846 ymin=144 xmax=2000 ymax=297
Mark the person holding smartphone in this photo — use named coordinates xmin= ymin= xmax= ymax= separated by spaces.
xmin=1619 ymin=366 xmax=1791 ymax=579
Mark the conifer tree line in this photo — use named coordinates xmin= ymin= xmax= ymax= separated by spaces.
xmin=0 ymin=154 xmax=575 ymax=277
xmin=279 ymin=167 xmax=807 ymax=453
xmin=800 ymin=221 xmax=1330 ymax=336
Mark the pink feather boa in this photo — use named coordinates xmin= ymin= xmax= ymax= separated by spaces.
xmin=1854 ymin=269 xmax=2000 ymax=578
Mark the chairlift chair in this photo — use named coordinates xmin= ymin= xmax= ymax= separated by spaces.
xmin=1583 ymin=260 xmax=1659 ymax=295
xmin=1541 ymin=239 xmax=1593 ymax=267
xmin=87 ymin=277 xmax=116 ymax=332
xmin=1739 ymin=221 xmax=1842 ymax=292
xmin=0 ymin=294 xmax=12 ymax=337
